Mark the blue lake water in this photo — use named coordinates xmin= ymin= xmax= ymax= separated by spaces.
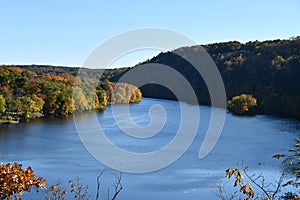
xmin=0 ymin=98 xmax=299 ymax=199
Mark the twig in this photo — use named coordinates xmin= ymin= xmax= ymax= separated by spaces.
xmin=95 ymin=169 xmax=105 ymax=200
xmin=271 ymin=171 xmax=285 ymax=200
xmin=111 ymin=172 xmax=123 ymax=200
xmin=214 ymin=181 xmax=238 ymax=200
xmin=243 ymin=167 xmax=271 ymax=199
xmin=243 ymin=167 xmax=285 ymax=200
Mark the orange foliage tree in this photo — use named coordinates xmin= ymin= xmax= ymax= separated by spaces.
xmin=0 ymin=162 xmax=47 ymax=200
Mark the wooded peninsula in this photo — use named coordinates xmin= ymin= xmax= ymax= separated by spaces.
xmin=0 ymin=67 xmax=141 ymax=123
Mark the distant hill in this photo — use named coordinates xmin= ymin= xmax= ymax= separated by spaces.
xmin=3 ymin=64 xmax=130 ymax=81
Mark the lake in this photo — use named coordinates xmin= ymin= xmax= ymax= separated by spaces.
xmin=0 ymin=98 xmax=299 ymax=199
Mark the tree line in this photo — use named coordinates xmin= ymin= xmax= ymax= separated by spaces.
xmin=0 ymin=66 xmax=141 ymax=122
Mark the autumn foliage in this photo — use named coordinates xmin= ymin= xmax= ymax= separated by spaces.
xmin=223 ymin=138 xmax=300 ymax=200
xmin=227 ymin=94 xmax=257 ymax=115
xmin=225 ymin=168 xmax=255 ymax=200
xmin=0 ymin=66 xmax=142 ymax=122
xmin=0 ymin=162 xmax=47 ymax=199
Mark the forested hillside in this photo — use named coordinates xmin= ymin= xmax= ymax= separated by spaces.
xmin=1 ymin=37 xmax=299 ymax=120
xmin=106 ymin=37 xmax=300 ymax=119
xmin=0 ymin=67 xmax=141 ymax=122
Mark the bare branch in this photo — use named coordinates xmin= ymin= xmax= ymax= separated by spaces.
xmin=271 ymin=171 xmax=285 ymax=200
xmin=214 ymin=181 xmax=238 ymax=200
xmin=243 ymin=167 xmax=285 ymax=200
xmin=111 ymin=172 xmax=123 ymax=200
xmin=95 ymin=169 xmax=105 ymax=200
xmin=243 ymin=167 xmax=271 ymax=199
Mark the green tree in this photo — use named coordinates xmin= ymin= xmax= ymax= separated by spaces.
xmin=56 ymin=86 xmax=73 ymax=115
xmin=15 ymin=95 xmax=44 ymax=118
xmin=0 ymin=95 xmax=6 ymax=114
xmin=31 ymin=94 xmax=44 ymax=115
xmin=40 ymin=81 xmax=60 ymax=115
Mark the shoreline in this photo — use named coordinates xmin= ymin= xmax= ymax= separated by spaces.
xmin=1 ymin=99 xmax=299 ymax=126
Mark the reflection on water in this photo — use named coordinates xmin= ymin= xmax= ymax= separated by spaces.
xmin=0 ymin=98 xmax=299 ymax=199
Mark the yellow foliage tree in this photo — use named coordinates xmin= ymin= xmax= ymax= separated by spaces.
xmin=228 ymin=94 xmax=257 ymax=115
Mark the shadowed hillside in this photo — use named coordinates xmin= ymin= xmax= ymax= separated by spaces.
xmin=107 ymin=37 xmax=300 ymax=119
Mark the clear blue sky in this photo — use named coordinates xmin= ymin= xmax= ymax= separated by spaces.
xmin=0 ymin=0 xmax=299 ymax=67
